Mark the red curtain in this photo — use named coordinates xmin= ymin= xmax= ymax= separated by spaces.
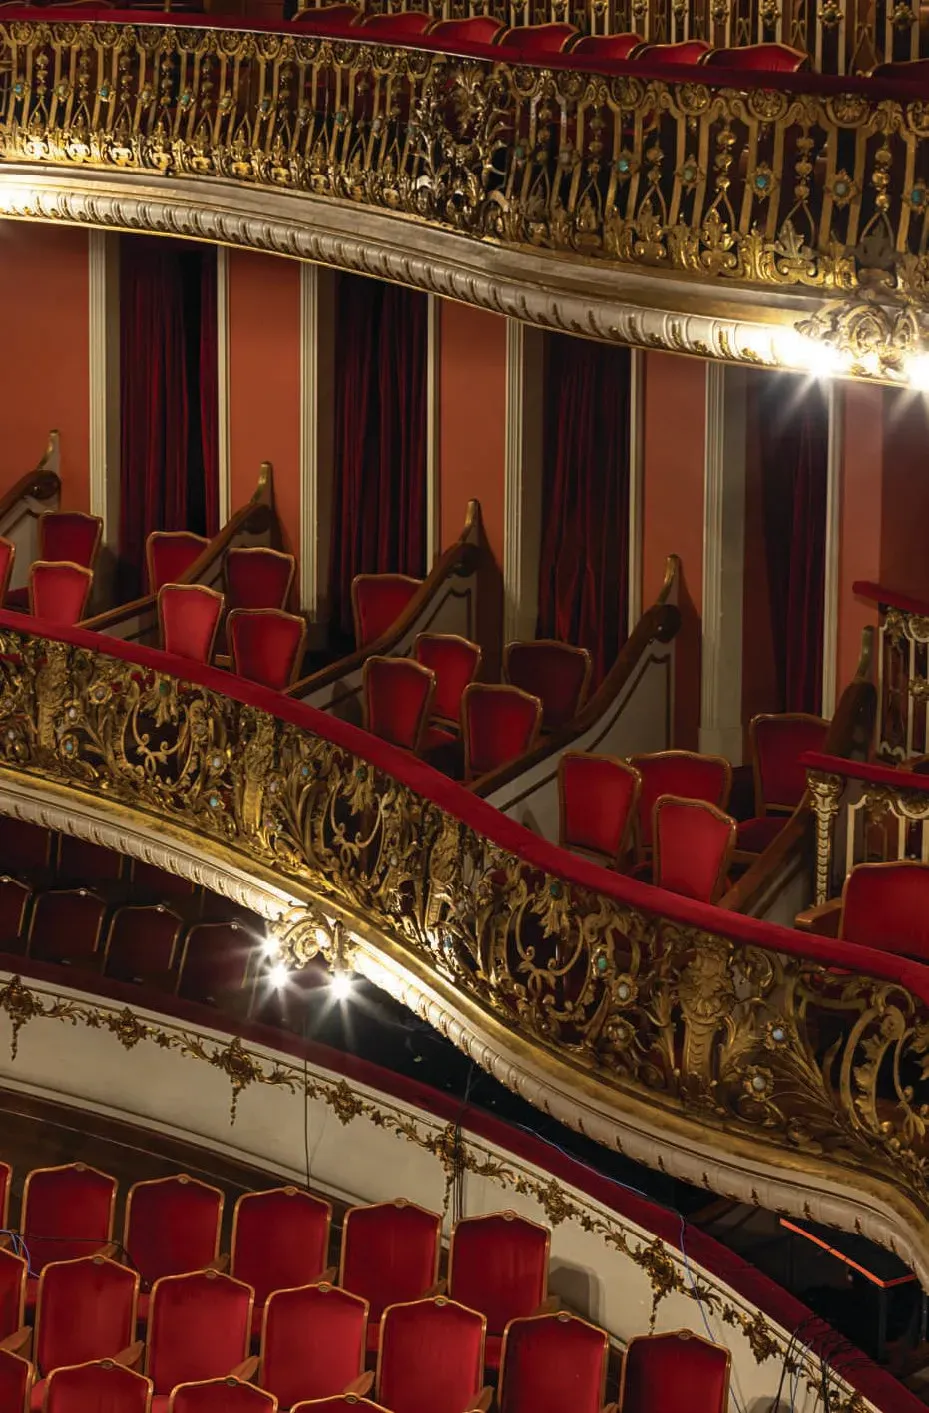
xmin=537 ymin=335 xmax=631 ymax=687
xmin=759 ymin=376 xmax=829 ymax=714
xmin=199 ymin=251 xmax=220 ymax=539
xmin=328 ymin=274 xmax=427 ymax=638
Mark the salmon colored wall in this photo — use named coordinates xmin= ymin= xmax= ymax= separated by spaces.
xmin=879 ymin=390 xmax=929 ymax=604
xmin=228 ymin=250 xmax=301 ymax=563
xmin=0 ymin=220 xmax=90 ymax=511
xmin=741 ymin=371 xmax=780 ymax=738
xmin=838 ymin=384 xmax=884 ymax=692
xmin=641 ymin=351 xmax=705 ymax=749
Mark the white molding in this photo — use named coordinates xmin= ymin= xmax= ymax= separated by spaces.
xmin=425 ymin=293 xmax=440 ymax=569
xmin=627 ymin=348 xmax=644 ymax=635
xmin=298 ymin=262 xmax=335 ymax=633
xmin=821 ymin=381 xmax=843 ymax=718
xmin=503 ymin=320 xmax=543 ymax=644
xmin=87 ymin=230 xmax=119 ymax=539
xmin=216 ymin=246 xmax=231 ymax=529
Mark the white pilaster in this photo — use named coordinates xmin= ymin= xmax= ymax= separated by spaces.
xmin=216 ymin=246 xmax=231 ymax=529
xmin=88 ymin=231 xmax=120 ymax=540
xmin=299 ymin=262 xmax=335 ymax=635
xmin=821 ymin=381 xmax=843 ymax=717
xmin=503 ymin=319 xmax=544 ymax=644
xmin=627 ymin=348 xmax=644 ymax=634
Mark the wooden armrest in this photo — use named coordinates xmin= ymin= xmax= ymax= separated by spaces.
xmin=601 ymin=1403 xmax=619 ymax=1413
xmin=794 ymin=899 xmax=842 ymax=936
xmin=423 ymin=1279 xmax=447 ymax=1297
xmin=231 ymin=1356 xmax=259 ymax=1381
xmin=319 ymin=1265 xmax=337 ymax=1283
xmin=344 ymin=1372 xmax=374 ymax=1396
xmin=96 ymin=1241 xmax=119 ymax=1259
xmin=214 ymin=654 xmax=232 ymax=670
xmin=533 ymin=1294 xmax=560 ymax=1315
xmin=114 ymin=1341 xmax=144 ymax=1369
xmin=0 ymin=1233 xmax=10 ymax=1249
xmin=468 ymin=1387 xmax=493 ymax=1412
xmin=0 ymin=1326 xmax=31 ymax=1357
xmin=208 ymin=1252 xmax=230 ymax=1272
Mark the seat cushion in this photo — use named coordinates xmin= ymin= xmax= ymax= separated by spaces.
xmin=29 ymin=1377 xmax=46 ymax=1410
xmin=484 ymin=1332 xmax=503 ymax=1370
xmin=152 ymin=1397 xmax=170 ymax=1413
xmin=736 ymin=815 xmax=787 ymax=853
xmin=422 ymin=723 xmax=457 ymax=752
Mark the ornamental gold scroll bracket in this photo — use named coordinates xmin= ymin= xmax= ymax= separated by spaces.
xmin=269 ymin=905 xmax=359 ymax=976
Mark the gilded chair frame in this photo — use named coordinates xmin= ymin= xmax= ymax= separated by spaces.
xmin=19 ymin=1162 xmax=118 ymax=1263
xmin=502 ymin=639 xmax=593 ymax=724
xmin=167 ymin=1373 xmax=279 ymax=1411
xmin=0 ymin=1345 xmax=33 ymax=1413
xmin=291 ymin=1397 xmax=390 ymax=1413
xmin=461 ymin=683 xmax=543 ymax=785
xmin=652 ymin=795 xmax=737 ymax=906
xmin=258 ymin=1280 xmax=370 ymax=1398
xmin=227 ymin=608 xmax=308 ymax=689
xmin=0 ymin=537 xmax=15 ymax=606
xmin=143 ymin=1268 xmax=255 ymax=1381
xmin=25 ymin=889 xmax=107 ymax=966
xmin=361 ymin=657 xmax=437 ymax=758
xmin=412 ymin=631 xmax=483 ymax=733
xmin=338 ymin=1199 xmax=442 ymax=1294
xmin=43 ymin=1358 xmax=153 ymax=1412
xmin=618 ymin=1327 xmax=732 ymax=1413
xmin=749 ymin=711 xmax=830 ymax=816
xmin=557 ymin=753 xmax=642 ymax=869
xmin=101 ymin=904 xmax=186 ymax=982
xmin=350 ymin=574 xmax=423 ymax=649
xmin=230 ymin=1186 xmax=334 ymax=1288
xmin=496 ymin=1309 xmax=610 ymax=1413
xmin=39 ymin=512 xmax=104 ymax=571
xmin=27 ymin=561 xmax=94 ymax=623
xmin=145 ymin=531 xmax=209 ymax=596
xmin=374 ymin=1295 xmax=488 ymax=1410
xmin=224 ymin=547 xmax=296 ymax=612
xmin=0 ymin=1246 xmax=27 ymax=1336
xmin=122 ymin=1174 xmax=225 ymax=1277
xmin=156 ymin=583 xmax=225 ymax=663
xmin=34 ymin=1253 xmax=140 ymax=1377
xmin=446 ymin=1209 xmax=551 ymax=1319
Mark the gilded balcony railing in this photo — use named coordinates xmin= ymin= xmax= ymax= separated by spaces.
xmin=2 ymin=14 xmax=929 ymax=305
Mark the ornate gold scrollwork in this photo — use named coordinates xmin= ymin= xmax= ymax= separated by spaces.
xmin=808 ymin=770 xmax=844 ymax=904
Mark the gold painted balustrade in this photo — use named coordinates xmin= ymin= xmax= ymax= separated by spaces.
xmin=2 ymin=615 xmax=929 ymax=1279
xmin=3 ymin=16 xmax=929 ymax=305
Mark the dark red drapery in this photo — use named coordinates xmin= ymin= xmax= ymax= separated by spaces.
xmin=328 ymin=274 xmax=427 ymax=638
xmin=536 ymin=334 xmax=631 ymax=687
xmin=759 ymin=376 xmax=829 ymax=714
xmin=199 ymin=251 xmax=220 ymax=539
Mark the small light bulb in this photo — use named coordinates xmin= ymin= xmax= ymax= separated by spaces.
xmin=261 ymin=933 xmax=280 ymax=958
xmin=330 ymin=970 xmax=353 ymax=1001
xmin=269 ymin=961 xmax=290 ymax=990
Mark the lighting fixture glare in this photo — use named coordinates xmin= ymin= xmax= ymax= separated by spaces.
xmin=330 ymin=970 xmax=353 ymax=1001
xmin=268 ymin=961 xmax=290 ymax=990
xmin=315 ymin=926 xmax=329 ymax=950
xmin=261 ymin=933 xmax=280 ymax=958
xmin=907 ymin=352 xmax=929 ymax=392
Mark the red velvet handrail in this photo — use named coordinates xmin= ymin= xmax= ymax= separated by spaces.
xmin=853 ymin=579 xmax=929 ymax=618
xmin=8 ymin=607 xmax=929 ymax=1010
xmin=803 ymin=748 xmax=929 ymax=794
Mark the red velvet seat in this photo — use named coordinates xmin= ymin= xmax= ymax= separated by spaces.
xmin=631 ymin=38 xmax=710 ymax=61
xmin=362 ymin=657 xmax=436 ymax=755
xmin=503 ymin=641 xmax=591 ymax=732
xmin=413 ymin=633 xmax=481 ymax=749
xmin=351 ymin=575 xmax=422 ymax=649
xmin=568 ymin=32 xmax=642 ymax=59
xmin=123 ymin=1176 xmax=224 ymax=1301
xmin=292 ymin=1400 xmax=388 ymax=1413
xmin=462 ymin=684 xmax=542 ymax=783
xmin=628 ymin=750 xmax=732 ymax=856
xmin=145 ymin=1270 xmax=254 ymax=1413
xmin=653 ymin=795 xmax=736 ymax=904
xmin=103 ymin=904 xmax=185 ymax=986
xmin=838 ymin=861 xmax=929 ymax=958
xmin=30 ymin=1256 xmax=139 ymax=1406
xmin=290 ymin=2 xmax=359 ymax=29
xmin=426 ymin=15 xmax=503 ymax=42
xmin=229 ymin=609 xmax=307 ymax=691
xmin=700 ymin=41 xmax=809 ymax=70
xmin=40 ymin=512 xmax=103 ymax=569
xmin=0 ymin=1247 xmax=26 ymax=1342
xmin=339 ymin=1200 xmax=441 ymax=1354
xmin=0 ymin=537 xmax=15 ymax=605
xmin=359 ymin=10 xmax=431 ymax=36
xmin=178 ymin=920 xmax=256 ymax=1009
xmin=57 ymin=835 xmax=124 ymax=885
xmin=497 ymin=1312 xmax=611 ymax=1413
xmin=20 ymin=1164 xmax=117 ymax=1279
xmin=620 ymin=1329 xmax=730 ymax=1413
xmin=158 ymin=584 xmax=224 ymax=664
xmin=169 ymin=1377 xmax=277 ymax=1412
xmin=28 ymin=562 xmax=93 ymax=625
xmin=44 ymin=1360 xmax=152 ymax=1413
xmin=870 ymin=56 xmax=929 ymax=78
xmin=260 ymin=1282 xmax=368 ymax=1408
xmin=0 ymin=817 xmax=52 ymax=873
xmin=147 ymin=532 xmax=209 ymax=595
xmin=447 ymin=1212 xmax=549 ymax=1372
xmin=27 ymin=889 xmax=107 ymax=969
xmin=0 ymin=877 xmax=32 ymax=952
xmin=225 ymin=548 xmax=295 ymax=612
xmin=558 ymin=753 xmax=641 ymax=868
xmin=376 ymin=1297 xmax=487 ymax=1413
xmin=231 ymin=1188 xmax=332 ymax=1325
xmin=0 ymin=1347 xmax=32 ymax=1413
xmin=736 ymin=712 xmax=829 ymax=856
xmin=495 ymin=22 xmax=577 ymax=56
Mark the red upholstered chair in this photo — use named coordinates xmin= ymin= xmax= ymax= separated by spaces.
xmin=145 ymin=1270 xmax=254 ymax=1413
xmin=362 ymin=657 xmax=436 ymax=755
xmin=147 ymin=532 xmax=209 ymax=594
xmin=0 ymin=877 xmax=32 ymax=953
xmin=259 ymin=1282 xmax=369 ymax=1408
xmin=169 ymin=1377 xmax=278 ymax=1412
xmin=339 ymin=1200 xmax=441 ymax=1354
xmin=40 ymin=513 xmax=102 ymax=569
xmin=376 ymin=1298 xmax=488 ymax=1413
xmin=44 ymin=1361 xmax=152 ymax=1413
xmin=871 ymin=56 xmax=929 ymax=78
xmin=158 ymin=584 xmax=224 ymax=664
xmin=290 ymin=3 xmax=359 ymax=30
xmin=495 ymin=22 xmax=576 ymax=55
xmin=447 ymin=1212 xmax=549 ymax=1372
xmin=427 ymin=15 xmax=504 ymax=42
xmin=225 ymin=548 xmax=295 ymax=612
xmin=229 ymin=609 xmax=307 ymax=691
xmin=701 ymin=41 xmax=809 ymax=70
xmin=631 ymin=38 xmax=710 ymax=62
xmin=177 ymin=920 xmax=256 ymax=1010
xmin=414 ymin=633 xmax=482 ymax=751
xmin=359 ymin=10 xmax=431 ymax=35
xmin=351 ymin=575 xmax=422 ymax=649
xmin=123 ymin=1176 xmax=224 ymax=1303
xmin=0 ymin=1247 xmax=26 ymax=1341
xmin=57 ymin=835 xmax=123 ymax=886
xmin=28 ymin=562 xmax=93 ymax=625
xmin=0 ymin=537 xmax=15 ymax=605
xmin=292 ymin=1400 xmax=389 ymax=1413
xmin=20 ymin=1164 xmax=117 ymax=1283
xmin=620 ymin=1329 xmax=730 ymax=1413
xmin=569 ymin=32 xmax=642 ymax=58
xmin=0 ymin=1347 xmax=32 ymax=1413
xmin=31 ymin=1256 xmax=139 ymax=1401
xmin=837 ymin=861 xmax=929 ymax=958
xmin=498 ymin=1312 xmax=611 ymax=1413
xmin=558 ymin=753 xmax=641 ymax=869
xmin=130 ymin=860 xmax=197 ymax=901
xmin=628 ymin=750 xmax=732 ymax=857
xmin=503 ymin=641 xmax=591 ymax=732
xmin=27 ymin=889 xmax=107 ymax=969
xmin=462 ymin=684 xmax=543 ymax=783
xmin=653 ymin=796 xmax=736 ymax=905
xmin=0 ymin=817 xmax=52 ymax=873
xmin=103 ymin=904 xmax=185 ymax=986
xmin=736 ymin=711 xmax=829 ymax=856
xmin=231 ymin=1188 xmax=332 ymax=1324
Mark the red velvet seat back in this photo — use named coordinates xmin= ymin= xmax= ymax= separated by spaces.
xmin=351 ymin=575 xmax=422 ymax=649
xmin=498 ymin=1312 xmax=608 ymax=1413
xmin=653 ymin=796 xmax=736 ymax=904
xmin=45 ymin=1361 xmax=151 ymax=1413
xmin=0 ymin=1348 xmax=31 ymax=1413
xmin=752 ymin=713 xmax=829 ymax=812
xmin=40 ymin=513 xmax=102 ymax=568
xmin=262 ymin=1282 xmax=367 ymax=1408
xmin=340 ymin=1201 xmax=440 ymax=1326
xmin=0 ymin=538 xmax=15 ymax=604
xmin=630 ymin=750 xmax=731 ymax=850
xmin=147 ymin=532 xmax=209 ymax=594
xmin=0 ymin=817 xmax=51 ymax=872
xmin=496 ymin=21 xmax=576 ymax=54
xmin=147 ymin=1271 xmax=252 ymax=1394
xmin=0 ymin=878 xmax=31 ymax=950
xmin=291 ymin=1399 xmax=390 ymax=1413
xmin=29 ymin=889 xmax=106 ymax=966
xmin=232 ymin=1188 xmax=331 ymax=1307
xmin=462 ymin=684 xmax=542 ymax=781
xmin=569 ymin=31 xmax=642 ymax=58
xmin=842 ymin=862 xmax=929 ymax=957
xmin=290 ymin=2 xmax=359 ymax=30
xmin=158 ymin=584 xmax=224 ymax=663
xmin=125 ymin=1176 xmax=223 ymax=1290
xmin=378 ymin=1298 xmax=485 ymax=1413
xmin=448 ymin=1212 xmax=548 ymax=1338
xmin=414 ymin=634 xmax=481 ymax=727
xmin=29 ymin=561 xmax=93 ymax=625
xmin=104 ymin=905 xmax=184 ymax=982
xmin=169 ymin=1376 xmax=277 ymax=1412
xmin=229 ymin=609 xmax=306 ymax=691
xmin=178 ymin=921 xmax=254 ymax=1006
xmin=621 ymin=1330 xmax=730 ymax=1413
xmin=362 ymin=657 xmax=436 ymax=754
xmin=0 ymin=1247 xmax=25 ymax=1341
xmin=57 ymin=835 xmax=124 ymax=884
xmin=427 ymin=15 xmax=503 ymax=41
xmin=360 ymin=10 xmax=431 ymax=35
xmin=22 ymin=1163 xmax=116 ymax=1274
xmin=702 ymin=41 xmax=809 ymax=69
xmin=633 ymin=38 xmax=710 ymax=61
xmin=504 ymin=641 xmax=591 ymax=731
xmin=558 ymin=753 xmax=641 ymax=863
xmin=36 ymin=1256 xmax=138 ymax=1376
xmin=225 ymin=548 xmax=295 ymax=612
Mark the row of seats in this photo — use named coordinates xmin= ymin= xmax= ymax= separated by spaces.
xmin=0 ymin=1165 xmax=730 ymax=1413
